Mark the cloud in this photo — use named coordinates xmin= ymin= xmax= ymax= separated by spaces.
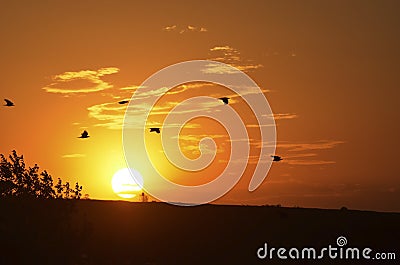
xmin=87 ymin=102 xmax=126 ymax=129
xmin=119 ymin=85 xmax=145 ymax=91
xmin=206 ymin=46 xmax=263 ymax=74
xmin=284 ymin=153 xmax=318 ymax=159
xmin=247 ymin=140 xmax=344 ymax=152
xmin=218 ymin=153 xmax=273 ymax=166
xmin=126 ymin=82 xmax=270 ymax=107
xmin=82 ymin=76 xmax=275 ymax=132
xmin=174 ymin=134 xmax=228 ymax=156
xmin=277 ymin=140 xmax=345 ymax=152
xmin=87 ymin=83 xmax=226 ymax=129
xmin=210 ymin=46 xmax=232 ymax=52
xmin=224 ymin=139 xmax=343 ymax=166
xmin=163 ymin=25 xmax=177 ymax=31
xmin=174 ymin=134 xmax=227 ymax=144
xmin=181 ymin=142 xmax=222 ymax=155
xmin=202 ymin=63 xmax=239 ymax=74
xmin=270 ymin=113 xmax=298 ymax=120
xmin=221 ymin=154 xmax=337 ymax=166
xmin=162 ymin=25 xmax=208 ymax=34
xmin=117 ymin=84 xmax=190 ymax=101
xmin=274 ymin=140 xmax=345 ymax=165
xmin=239 ymin=151 xmax=336 ymax=165
xmin=134 ymin=86 xmax=177 ymax=99
xmin=87 ymin=99 xmax=209 ymax=130
xmin=88 ymin=85 xmax=240 ymax=129
xmin=244 ymin=113 xmax=297 ymax=128
xmin=283 ymin=159 xmax=336 ymax=166
xmin=62 ymin=154 xmax=86 ymax=158
xmin=42 ymin=67 xmax=119 ymax=94
xmin=178 ymin=82 xmax=268 ymax=103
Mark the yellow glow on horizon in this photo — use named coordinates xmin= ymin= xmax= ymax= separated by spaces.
xmin=111 ymin=168 xmax=143 ymax=199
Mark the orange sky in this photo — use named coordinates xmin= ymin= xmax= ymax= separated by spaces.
xmin=0 ymin=1 xmax=399 ymax=211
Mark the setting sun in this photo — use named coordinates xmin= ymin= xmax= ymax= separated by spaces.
xmin=111 ymin=168 xmax=144 ymax=199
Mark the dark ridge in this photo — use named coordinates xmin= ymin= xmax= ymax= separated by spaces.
xmin=0 ymin=199 xmax=399 ymax=265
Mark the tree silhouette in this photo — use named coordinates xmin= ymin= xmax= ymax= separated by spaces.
xmin=0 ymin=150 xmax=83 ymax=199
xmin=55 ymin=178 xmax=64 ymax=199
xmin=0 ymin=150 xmax=90 ymax=265
xmin=73 ymin=182 xmax=82 ymax=199
xmin=39 ymin=170 xmax=55 ymax=198
xmin=0 ymin=153 xmax=14 ymax=196
xmin=64 ymin=182 xmax=71 ymax=199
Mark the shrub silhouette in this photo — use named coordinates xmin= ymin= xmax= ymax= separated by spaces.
xmin=0 ymin=150 xmax=83 ymax=199
xmin=74 ymin=182 xmax=83 ymax=199
xmin=0 ymin=151 xmax=89 ymax=264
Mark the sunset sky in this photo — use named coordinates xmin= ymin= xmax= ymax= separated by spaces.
xmin=0 ymin=1 xmax=399 ymax=211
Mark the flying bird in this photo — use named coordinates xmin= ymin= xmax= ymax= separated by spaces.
xmin=149 ymin=128 xmax=160 ymax=134
xmin=118 ymin=100 xmax=129 ymax=105
xmin=4 ymin=99 xmax=14 ymax=107
xmin=219 ymin=97 xmax=230 ymax=104
xmin=78 ymin=130 xmax=90 ymax=139
xmin=271 ymin=155 xmax=282 ymax=162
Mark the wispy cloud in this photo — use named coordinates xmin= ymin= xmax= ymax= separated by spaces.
xmin=221 ymin=152 xmax=337 ymax=166
xmin=86 ymin=81 xmax=277 ymax=130
xmin=224 ymin=139 xmax=344 ymax=166
xmin=163 ymin=25 xmax=177 ymax=31
xmin=181 ymin=141 xmax=222 ymax=155
xmin=278 ymin=140 xmax=345 ymax=152
xmin=42 ymin=67 xmax=119 ymax=94
xmin=270 ymin=113 xmax=298 ymax=120
xmin=87 ymin=99 xmax=212 ymax=130
xmin=205 ymin=46 xmax=263 ymax=74
xmin=283 ymin=159 xmax=336 ymax=166
xmin=202 ymin=63 xmax=239 ymax=75
xmin=244 ymin=113 xmax=297 ymax=128
xmin=119 ymin=85 xmax=145 ymax=91
xmin=62 ymin=154 xmax=86 ymax=158
xmin=162 ymin=25 xmax=208 ymax=34
xmin=87 ymin=102 xmax=126 ymax=129
xmin=275 ymin=140 xmax=345 ymax=165
xmin=171 ymin=134 xmax=227 ymax=156
xmin=247 ymin=140 xmax=344 ymax=154
xmin=174 ymin=134 xmax=226 ymax=142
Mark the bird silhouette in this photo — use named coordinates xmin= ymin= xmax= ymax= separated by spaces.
xmin=4 ymin=99 xmax=14 ymax=107
xmin=78 ymin=130 xmax=90 ymax=138
xmin=219 ymin=97 xmax=230 ymax=104
xmin=271 ymin=155 xmax=282 ymax=162
xmin=118 ymin=100 xmax=129 ymax=105
xmin=149 ymin=128 xmax=160 ymax=134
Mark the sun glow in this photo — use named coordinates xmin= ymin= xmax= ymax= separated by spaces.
xmin=111 ymin=168 xmax=144 ymax=199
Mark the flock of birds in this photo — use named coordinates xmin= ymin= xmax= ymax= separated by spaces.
xmin=4 ymin=98 xmax=282 ymax=162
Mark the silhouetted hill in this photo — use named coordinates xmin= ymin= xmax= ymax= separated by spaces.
xmin=0 ymin=199 xmax=398 ymax=265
